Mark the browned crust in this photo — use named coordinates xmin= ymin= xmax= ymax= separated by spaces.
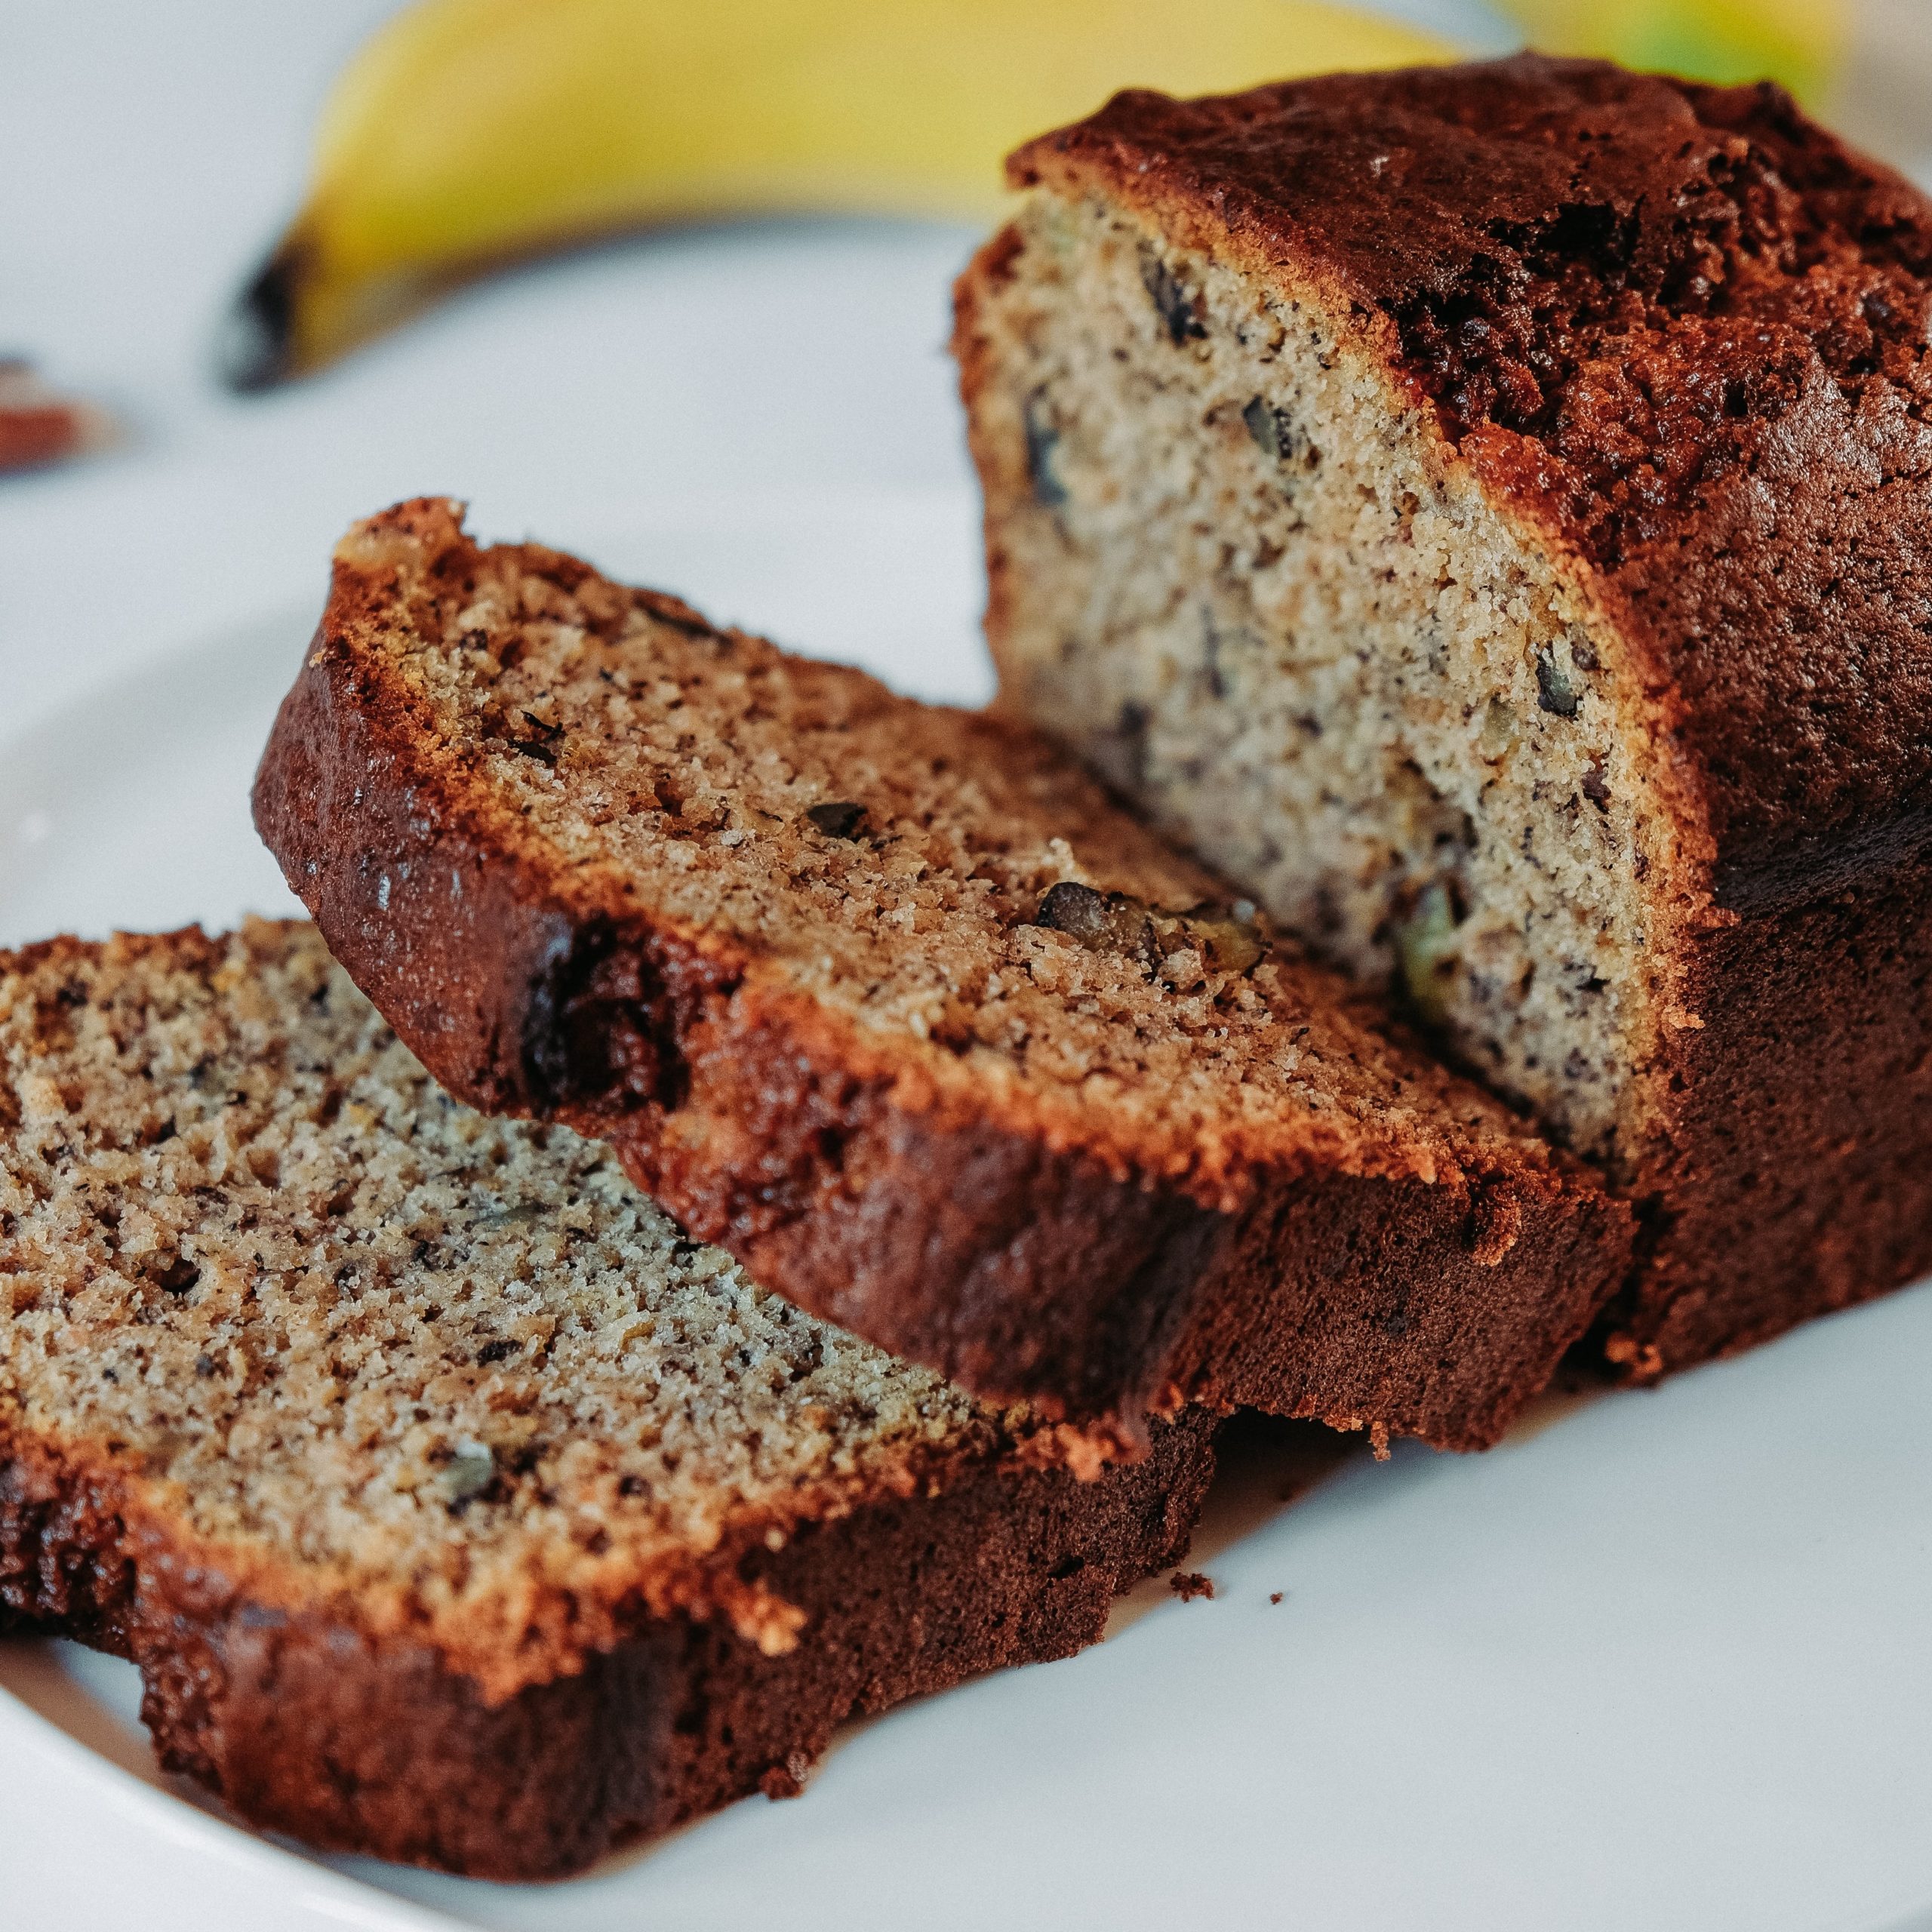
xmin=1595 ymin=844 xmax=1932 ymax=1375
xmin=278 ymin=504 xmax=1566 ymax=1206
xmin=1002 ymin=54 xmax=1932 ymax=909
xmin=0 ymin=1407 xmax=1216 ymax=1878
xmin=252 ymin=508 xmax=1632 ymax=1454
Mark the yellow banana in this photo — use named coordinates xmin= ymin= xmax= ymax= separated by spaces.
xmin=223 ymin=0 xmax=1449 ymax=387
xmin=1493 ymin=0 xmax=1847 ymax=105
xmin=227 ymin=0 xmax=1851 ymax=389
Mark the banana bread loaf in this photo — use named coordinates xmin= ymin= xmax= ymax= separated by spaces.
xmin=955 ymin=54 xmax=1932 ymax=1377
xmin=253 ymin=499 xmax=1631 ymax=1461
xmin=0 ymin=922 xmax=1214 ymax=1877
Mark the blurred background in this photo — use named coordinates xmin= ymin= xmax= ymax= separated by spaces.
xmin=3 ymin=0 xmax=1929 ymax=731
xmin=5 ymin=8 xmax=1932 ymax=1927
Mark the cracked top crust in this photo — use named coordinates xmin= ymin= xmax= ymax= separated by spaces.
xmin=1011 ymin=54 xmax=1932 ymax=900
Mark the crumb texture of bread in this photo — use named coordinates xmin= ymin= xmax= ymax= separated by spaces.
xmin=960 ymin=183 xmax=1662 ymax=1161
xmin=0 ymin=923 xmax=1216 ymax=1875
xmin=988 ymin=55 xmax=1932 ymax=876
xmin=0 ymin=923 xmax=983 ymax=1676
xmin=254 ymin=500 xmax=1634 ymax=1453
xmin=309 ymin=503 xmax=1572 ymax=1185
xmin=957 ymin=54 xmax=1932 ymax=1371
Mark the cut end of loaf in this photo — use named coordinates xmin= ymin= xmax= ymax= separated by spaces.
xmin=958 ymin=186 xmax=1678 ymax=1168
xmin=965 ymin=54 xmax=1932 ymax=1186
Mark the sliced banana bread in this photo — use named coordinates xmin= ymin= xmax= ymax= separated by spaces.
xmin=955 ymin=54 xmax=1932 ymax=1377
xmin=0 ymin=921 xmax=1214 ymax=1878
xmin=254 ymin=499 xmax=1630 ymax=1460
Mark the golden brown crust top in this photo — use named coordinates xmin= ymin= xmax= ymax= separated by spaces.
xmin=1013 ymin=55 xmax=1932 ymax=895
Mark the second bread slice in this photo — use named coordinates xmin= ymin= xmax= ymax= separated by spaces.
xmin=255 ymin=498 xmax=1631 ymax=1460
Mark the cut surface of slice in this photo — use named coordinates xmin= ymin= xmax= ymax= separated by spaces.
xmin=955 ymin=54 xmax=1932 ymax=1374
xmin=0 ymin=921 xmax=1214 ymax=1877
xmin=254 ymin=498 xmax=1631 ymax=1458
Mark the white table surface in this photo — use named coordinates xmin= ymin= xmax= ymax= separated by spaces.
xmin=6 ymin=6 xmax=1932 ymax=1930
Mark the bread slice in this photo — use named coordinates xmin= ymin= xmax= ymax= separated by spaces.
xmin=0 ymin=921 xmax=1215 ymax=1878
xmin=253 ymin=498 xmax=1630 ymax=1460
xmin=954 ymin=55 xmax=1932 ymax=1378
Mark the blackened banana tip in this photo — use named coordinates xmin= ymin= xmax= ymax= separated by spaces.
xmin=217 ymin=245 xmax=303 ymax=392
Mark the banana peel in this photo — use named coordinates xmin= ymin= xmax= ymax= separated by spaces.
xmin=222 ymin=0 xmax=1448 ymax=388
xmin=226 ymin=0 xmax=1852 ymax=390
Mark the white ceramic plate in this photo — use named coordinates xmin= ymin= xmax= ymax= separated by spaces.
xmin=5 ymin=493 xmax=1932 ymax=1932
